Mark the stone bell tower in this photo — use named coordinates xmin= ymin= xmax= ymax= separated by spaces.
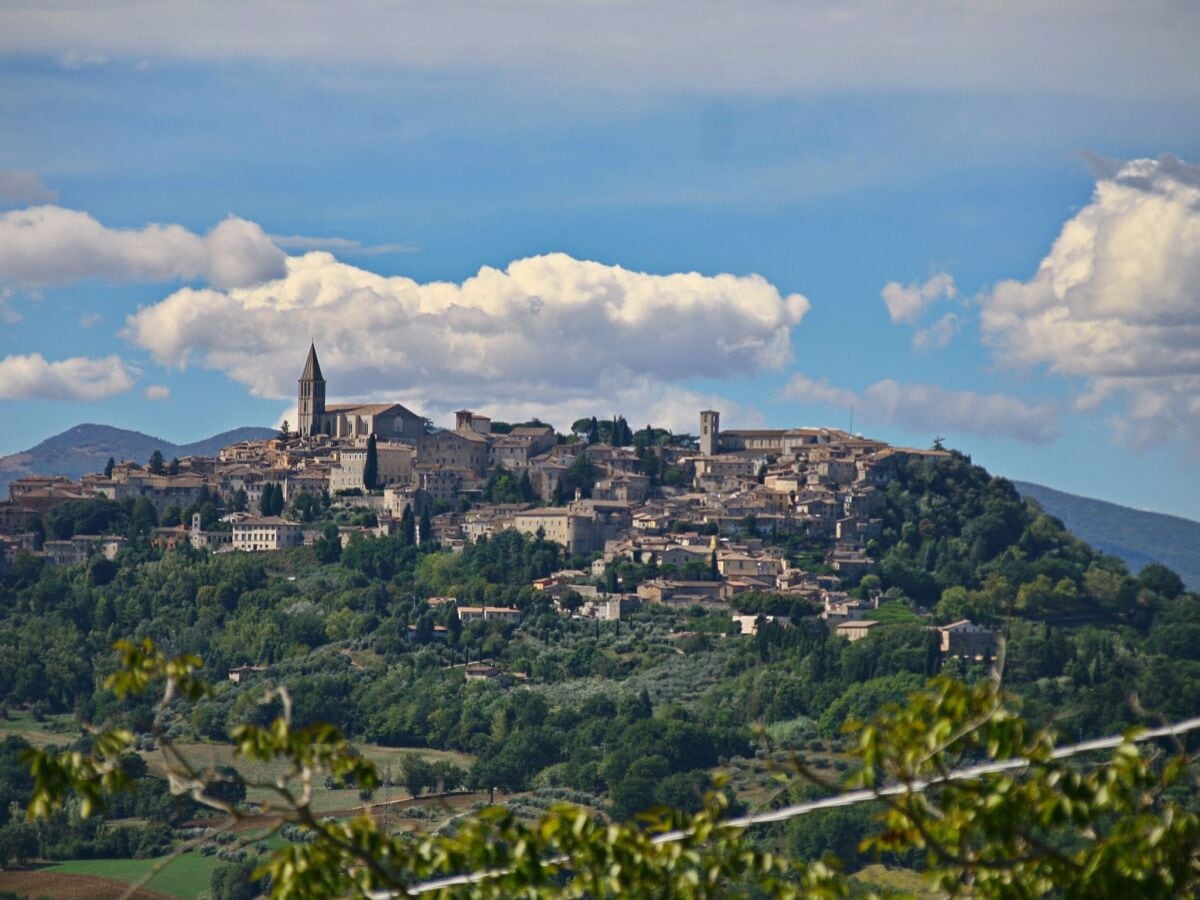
xmin=700 ymin=409 xmax=720 ymax=456
xmin=297 ymin=343 xmax=326 ymax=437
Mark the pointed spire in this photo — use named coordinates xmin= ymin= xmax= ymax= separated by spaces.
xmin=300 ymin=342 xmax=324 ymax=382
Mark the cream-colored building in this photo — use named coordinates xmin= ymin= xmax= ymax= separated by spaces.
xmin=232 ymin=517 xmax=303 ymax=551
xmin=510 ymin=508 xmax=600 ymax=556
xmin=835 ymin=619 xmax=880 ymax=642
xmin=330 ymin=441 xmax=415 ymax=492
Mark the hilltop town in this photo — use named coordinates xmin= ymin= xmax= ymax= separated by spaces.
xmin=0 ymin=344 xmax=994 ymax=657
xmin=0 ymin=345 xmax=1189 ymax=898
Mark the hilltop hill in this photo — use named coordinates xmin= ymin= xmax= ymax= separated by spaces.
xmin=0 ymin=423 xmax=277 ymax=494
xmin=1014 ymin=481 xmax=1200 ymax=590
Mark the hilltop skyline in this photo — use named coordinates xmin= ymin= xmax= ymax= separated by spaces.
xmin=1 ymin=2 xmax=1199 ymax=519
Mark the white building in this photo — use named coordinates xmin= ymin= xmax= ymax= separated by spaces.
xmin=232 ymin=517 xmax=303 ymax=551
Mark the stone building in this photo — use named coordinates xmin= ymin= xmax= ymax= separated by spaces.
xmin=511 ymin=507 xmax=600 ymax=556
xmin=937 ymin=619 xmax=1000 ymax=661
xmin=296 ymin=344 xmax=425 ymax=440
xmin=330 ymin=440 xmax=415 ymax=492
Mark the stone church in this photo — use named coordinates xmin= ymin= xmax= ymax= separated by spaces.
xmin=296 ymin=344 xmax=426 ymax=440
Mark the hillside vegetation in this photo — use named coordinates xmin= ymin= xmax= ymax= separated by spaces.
xmin=0 ymin=451 xmax=1196 ymax=891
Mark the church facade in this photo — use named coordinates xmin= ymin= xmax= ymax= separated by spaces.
xmin=296 ymin=344 xmax=426 ymax=440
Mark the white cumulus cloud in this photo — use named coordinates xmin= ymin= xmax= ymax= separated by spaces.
xmin=783 ymin=374 xmax=1060 ymax=445
xmin=912 ymin=312 xmax=962 ymax=352
xmin=125 ymin=251 xmax=809 ymax=428
xmin=881 ymin=272 xmax=957 ymax=325
xmin=981 ymin=155 xmax=1200 ymax=451
xmin=143 ymin=384 xmax=171 ymax=401
xmin=0 ymin=353 xmax=136 ymax=401
xmin=0 ymin=206 xmax=286 ymax=289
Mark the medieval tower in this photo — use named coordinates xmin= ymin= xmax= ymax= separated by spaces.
xmin=297 ymin=343 xmax=326 ymax=436
xmin=699 ymin=409 xmax=720 ymax=456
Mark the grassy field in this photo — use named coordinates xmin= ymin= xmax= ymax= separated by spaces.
xmin=45 ymin=852 xmax=224 ymax=899
xmin=136 ymin=740 xmax=476 ymax=815
xmin=0 ymin=709 xmax=79 ymax=745
xmin=852 ymin=864 xmax=944 ymax=896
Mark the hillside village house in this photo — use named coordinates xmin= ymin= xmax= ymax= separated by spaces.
xmin=232 ymin=517 xmax=303 ymax=551
xmin=937 ymin=619 xmax=1000 ymax=660
xmin=41 ymin=534 xmax=127 ymax=567
xmin=456 ymin=605 xmax=522 ymax=623
xmin=836 ymin=619 xmax=881 ymax=642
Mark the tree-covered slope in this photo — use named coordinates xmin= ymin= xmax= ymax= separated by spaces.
xmin=1014 ymin=480 xmax=1200 ymax=591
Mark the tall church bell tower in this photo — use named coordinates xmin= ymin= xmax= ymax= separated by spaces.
xmin=700 ymin=409 xmax=720 ymax=456
xmin=298 ymin=343 xmax=326 ymax=436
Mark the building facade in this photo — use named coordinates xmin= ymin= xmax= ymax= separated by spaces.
xmin=232 ymin=517 xmax=303 ymax=551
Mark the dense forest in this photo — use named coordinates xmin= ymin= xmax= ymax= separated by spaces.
xmin=0 ymin=451 xmax=1196 ymax=887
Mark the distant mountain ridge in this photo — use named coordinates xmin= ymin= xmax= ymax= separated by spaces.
xmin=1014 ymin=481 xmax=1200 ymax=591
xmin=0 ymin=423 xmax=277 ymax=494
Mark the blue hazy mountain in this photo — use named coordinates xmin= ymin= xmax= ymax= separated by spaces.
xmin=0 ymin=423 xmax=277 ymax=493
xmin=1015 ymin=481 xmax=1200 ymax=591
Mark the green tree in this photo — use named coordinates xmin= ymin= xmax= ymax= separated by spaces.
xmin=148 ymin=449 xmax=165 ymax=474
xmin=314 ymin=524 xmax=342 ymax=564
xmin=211 ymin=860 xmax=265 ymax=900
xmin=363 ymin=433 xmax=379 ymax=490
xmin=25 ymin=640 xmax=1200 ymax=899
xmin=401 ymin=506 xmax=416 ymax=546
xmin=401 ymin=753 xmax=435 ymax=798
xmin=128 ymin=497 xmax=158 ymax=538
xmin=1139 ymin=562 xmax=1185 ymax=599
xmin=104 ymin=457 xmax=115 ymax=478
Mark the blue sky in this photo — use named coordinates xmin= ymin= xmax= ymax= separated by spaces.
xmin=1 ymin=2 xmax=1199 ymax=518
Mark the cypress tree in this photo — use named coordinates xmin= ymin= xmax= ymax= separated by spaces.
xmin=517 ymin=469 xmax=535 ymax=502
xmin=419 ymin=507 xmax=433 ymax=545
xmin=104 ymin=457 xmax=115 ymax=478
xmin=401 ymin=506 xmax=416 ymax=546
xmin=363 ymin=434 xmax=379 ymax=491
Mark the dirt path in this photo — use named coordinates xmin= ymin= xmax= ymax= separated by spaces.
xmin=0 ymin=869 xmax=172 ymax=900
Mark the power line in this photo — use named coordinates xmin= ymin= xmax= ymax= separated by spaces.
xmin=376 ymin=714 xmax=1200 ymax=896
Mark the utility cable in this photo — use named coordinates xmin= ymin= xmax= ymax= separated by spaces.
xmin=376 ymin=713 xmax=1200 ymax=896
